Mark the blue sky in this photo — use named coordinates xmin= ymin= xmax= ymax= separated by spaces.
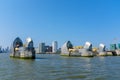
xmin=0 ymin=0 xmax=120 ymax=48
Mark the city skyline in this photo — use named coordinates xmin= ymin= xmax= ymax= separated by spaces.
xmin=0 ymin=0 xmax=120 ymax=48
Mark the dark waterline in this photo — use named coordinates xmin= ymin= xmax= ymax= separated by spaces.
xmin=0 ymin=53 xmax=120 ymax=80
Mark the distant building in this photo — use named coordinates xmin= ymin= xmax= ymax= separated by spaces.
xmin=0 ymin=46 xmax=2 ymax=53
xmin=0 ymin=46 xmax=10 ymax=53
xmin=110 ymin=44 xmax=117 ymax=51
xmin=39 ymin=43 xmax=45 ymax=53
xmin=45 ymin=46 xmax=52 ymax=52
xmin=52 ymin=41 xmax=58 ymax=53
xmin=5 ymin=46 xmax=10 ymax=53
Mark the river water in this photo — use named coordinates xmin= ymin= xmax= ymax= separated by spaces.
xmin=0 ymin=53 xmax=120 ymax=80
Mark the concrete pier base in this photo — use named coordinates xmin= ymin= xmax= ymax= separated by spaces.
xmin=98 ymin=52 xmax=107 ymax=56
xmin=10 ymin=51 xmax=35 ymax=59
xmin=106 ymin=52 xmax=113 ymax=56
xmin=115 ymin=50 xmax=120 ymax=56
xmin=79 ymin=49 xmax=94 ymax=57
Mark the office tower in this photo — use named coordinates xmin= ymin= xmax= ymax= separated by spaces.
xmin=39 ymin=43 xmax=45 ymax=53
xmin=52 ymin=41 xmax=58 ymax=53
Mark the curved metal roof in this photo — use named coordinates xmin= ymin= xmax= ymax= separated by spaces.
xmin=13 ymin=37 xmax=23 ymax=48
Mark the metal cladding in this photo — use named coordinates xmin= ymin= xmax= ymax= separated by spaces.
xmin=61 ymin=41 xmax=73 ymax=54
xmin=99 ymin=44 xmax=106 ymax=52
xmin=26 ymin=37 xmax=33 ymax=48
xmin=67 ymin=41 xmax=73 ymax=49
xmin=84 ymin=42 xmax=92 ymax=51
xmin=10 ymin=37 xmax=35 ymax=59
xmin=26 ymin=37 xmax=32 ymax=43
xmin=78 ymin=42 xmax=94 ymax=57
xmin=13 ymin=37 xmax=23 ymax=48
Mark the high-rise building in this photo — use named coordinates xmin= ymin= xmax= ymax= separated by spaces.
xmin=39 ymin=43 xmax=45 ymax=53
xmin=52 ymin=41 xmax=58 ymax=53
xmin=45 ymin=46 xmax=52 ymax=52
